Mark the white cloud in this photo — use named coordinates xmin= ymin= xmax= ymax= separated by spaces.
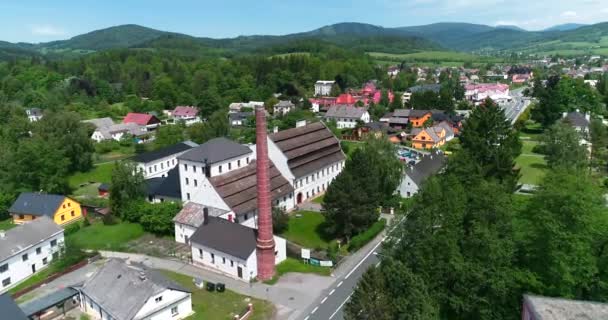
xmin=560 ymin=11 xmax=577 ymax=18
xmin=30 ymin=25 xmax=66 ymax=36
xmin=601 ymin=8 xmax=608 ymax=13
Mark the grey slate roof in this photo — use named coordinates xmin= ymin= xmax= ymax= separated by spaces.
xmin=524 ymin=294 xmax=608 ymax=320
xmin=405 ymin=150 xmax=446 ymax=186
xmin=81 ymin=259 xmax=189 ymax=320
xmin=325 ymin=105 xmax=367 ymax=119
xmin=83 ymin=117 xmax=115 ymax=129
xmin=173 ymin=202 xmax=229 ymax=228
xmin=131 ymin=141 xmax=197 ymax=163
xmin=146 ymin=167 xmax=182 ymax=199
xmin=178 ymin=137 xmax=252 ymax=164
xmin=96 ymin=123 xmax=147 ymax=140
xmin=0 ymin=216 xmax=63 ymax=262
xmin=9 ymin=192 xmax=67 ymax=217
xmin=275 ymin=100 xmax=295 ymax=108
xmin=564 ymin=111 xmax=590 ymax=128
xmin=392 ymin=109 xmax=411 ymax=118
xmin=0 ymin=294 xmax=28 ymax=320
xmin=190 ymin=217 xmax=257 ymax=260
xmin=408 ymin=84 xmax=442 ymax=93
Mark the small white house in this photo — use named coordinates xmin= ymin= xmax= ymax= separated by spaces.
xmin=273 ymin=100 xmax=295 ymax=116
xmin=25 ymin=108 xmax=43 ymax=122
xmin=133 ymin=141 xmax=198 ymax=179
xmin=399 ymin=150 xmax=446 ymax=198
xmin=314 ymin=80 xmax=335 ymax=96
xmin=79 ymin=259 xmax=193 ymax=320
xmin=324 ymin=105 xmax=371 ymax=129
xmin=170 ymin=106 xmax=202 ymax=126
xmin=190 ymin=216 xmax=286 ymax=282
xmin=0 ymin=216 xmax=64 ymax=293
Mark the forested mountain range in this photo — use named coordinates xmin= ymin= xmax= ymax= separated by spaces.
xmin=0 ymin=21 xmax=606 ymax=60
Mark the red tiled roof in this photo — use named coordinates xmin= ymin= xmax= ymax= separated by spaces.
xmin=123 ymin=113 xmax=160 ymax=126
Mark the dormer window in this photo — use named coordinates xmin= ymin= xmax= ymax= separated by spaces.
xmin=155 ymin=296 xmax=163 ymax=303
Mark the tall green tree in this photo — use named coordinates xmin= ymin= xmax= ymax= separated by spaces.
xmin=590 ymin=119 xmax=608 ymax=173
xmin=459 ymin=98 xmax=521 ymax=186
xmin=155 ymin=124 xmax=186 ymax=149
xmin=540 ymin=122 xmax=588 ymax=170
xmin=109 ymin=161 xmax=146 ymax=217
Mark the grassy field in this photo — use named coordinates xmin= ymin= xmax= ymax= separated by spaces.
xmin=281 ymin=211 xmax=332 ymax=250
xmin=516 ymin=140 xmax=547 ymax=185
xmin=265 ymin=257 xmax=332 ymax=285
xmin=67 ymin=221 xmax=145 ymax=251
xmin=161 ymin=270 xmax=275 ymax=320
xmin=68 ymin=162 xmax=114 ymax=189
xmin=0 ymin=219 xmax=15 ymax=231
xmin=368 ymin=51 xmax=479 ymax=61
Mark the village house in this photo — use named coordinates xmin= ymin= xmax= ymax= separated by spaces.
xmin=173 ymin=203 xmax=229 ymax=244
xmin=409 ymin=110 xmax=432 ymax=127
xmin=381 ymin=109 xmax=410 ymax=129
xmin=123 ymin=112 xmax=161 ymax=130
xmin=399 ymin=150 xmax=446 ymax=197
xmin=79 ymin=259 xmax=193 ymax=320
xmin=268 ymin=121 xmax=346 ymax=204
xmin=0 ymin=294 xmax=28 ymax=319
xmin=25 ymin=108 xmax=43 ymax=122
xmin=324 ymin=105 xmax=370 ymax=129
xmin=563 ymin=110 xmax=591 ymax=134
xmin=465 ymin=83 xmax=510 ymax=104
xmin=273 ymin=100 xmax=295 ymax=116
xmin=169 ymin=106 xmax=201 ymax=126
xmin=411 ymin=125 xmax=446 ymax=149
xmin=0 ymin=216 xmax=65 ymax=293
xmin=229 ymin=111 xmax=254 ymax=127
xmin=522 ymin=295 xmax=608 ymax=320
xmin=84 ymin=117 xmax=149 ymax=143
xmin=133 ymin=141 xmax=198 ymax=179
xmin=314 ymin=80 xmax=335 ymax=96
xmin=387 ymin=66 xmax=400 ymax=77
xmin=9 ymin=192 xmax=83 ymax=226
xmin=228 ymin=101 xmax=264 ymax=113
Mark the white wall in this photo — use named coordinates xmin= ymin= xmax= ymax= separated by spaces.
xmin=398 ymin=174 xmax=419 ymax=198
xmin=174 ymin=223 xmax=197 ymax=244
xmin=81 ymin=294 xmax=117 ymax=320
xmin=191 ymin=243 xmax=257 ymax=282
xmin=294 ymin=160 xmax=344 ymax=203
xmin=138 ymin=154 xmax=182 ymax=179
xmin=178 ymin=159 xmax=230 ymax=209
xmin=135 ymin=289 xmax=193 ymax=320
xmin=274 ymin=235 xmax=287 ymax=265
xmin=0 ymin=232 xmax=65 ymax=293
xmin=267 ymin=138 xmax=295 ymax=183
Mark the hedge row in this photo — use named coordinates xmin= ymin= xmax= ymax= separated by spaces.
xmin=348 ymin=218 xmax=386 ymax=252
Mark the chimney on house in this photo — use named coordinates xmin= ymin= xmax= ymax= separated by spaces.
xmin=203 ymin=207 xmax=209 ymax=225
xmin=255 ymin=104 xmax=276 ymax=281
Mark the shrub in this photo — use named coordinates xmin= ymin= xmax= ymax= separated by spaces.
xmin=64 ymin=223 xmax=81 ymax=236
xmin=272 ymin=207 xmax=289 ymax=234
xmin=348 ymin=218 xmax=386 ymax=252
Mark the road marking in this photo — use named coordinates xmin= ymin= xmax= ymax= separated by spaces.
xmin=312 ymin=306 xmax=319 ymax=314
xmin=304 ymin=317 xmax=309 ymax=320
xmin=345 ymin=240 xmax=383 ymax=279
xmin=329 ymin=289 xmax=335 ymax=295
xmin=337 ymin=281 xmax=343 ymax=287
xmin=321 ymin=297 xmax=328 ymax=304
xmin=329 ymin=293 xmax=353 ymax=319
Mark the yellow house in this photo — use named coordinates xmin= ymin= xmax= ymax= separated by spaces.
xmin=411 ymin=126 xmax=446 ymax=149
xmin=9 ymin=192 xmax=83 ymax=226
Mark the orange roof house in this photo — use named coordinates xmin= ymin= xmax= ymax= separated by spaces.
xmin=409 ymin=110 xmax=432 ymax=127
xmin=411 ymin=126 xmax=446 ymax=150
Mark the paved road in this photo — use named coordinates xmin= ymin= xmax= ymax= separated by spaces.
xmin=298 ymin=215 xmax=405 ymax=320
xmin=501 ymin=87 xmax=531 ymax=125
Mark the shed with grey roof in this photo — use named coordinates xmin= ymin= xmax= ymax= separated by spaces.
xmin=325 ymin=105 xmax=367 ymax=119
xmin=190 ymin=216 xmax=257 ymax=260
xmin=0 ymin=293 xmax=28 ymax=320
xmin=178 ymin=137 xmax=252 ymax=164
xmin=0 ymin=216 xmax=63 ymax=263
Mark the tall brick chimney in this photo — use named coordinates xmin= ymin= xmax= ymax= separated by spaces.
xmin=255 ymin=105 xmax=276 ymax=281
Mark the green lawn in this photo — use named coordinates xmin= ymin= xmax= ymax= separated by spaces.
xmin=265 ymin=257 xmax=332 ymax=285
xmin=68 ymin=162 xmax=114 ymax=189
xmin=161 ymin=270 xmax=275 ymax=320
xmin=0 ymin=219 xmax=15 ymax=231
xmin=516 ymin=141 xmax=547 ymax=185
xmin=281 ymin=211 xmax=332 ymax=250
xmin=312 ymin=195 xmax=325 ymax=204
xmin=67 ymin=221 xmax=144 ymax=251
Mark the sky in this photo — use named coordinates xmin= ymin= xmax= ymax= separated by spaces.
xmin=1 ymin=0 xmax=607 ymax=43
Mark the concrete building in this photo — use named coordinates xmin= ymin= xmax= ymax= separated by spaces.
xmin=173 ymin=203 xmax=228 ymax=244
xmin=268 ymin=121 xmax=346 ymax=204
xmin=79 ymin=259 xmax=193 ymax=320
xmin=324 ymin=105 xmax=370 ymax=129
xmin=133 ymin=141 xmax=198 ymax=179
xmin=0 ymin=217 xmax=64 ymax=293
xmin=314 ymin=80 xmax=335 ymax=96
xmin=273 ymin=100 xmax=295 ymax=116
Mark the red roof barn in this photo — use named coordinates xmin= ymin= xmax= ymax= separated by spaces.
xmin=123 ymin=113 xmax=161 ymax=126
